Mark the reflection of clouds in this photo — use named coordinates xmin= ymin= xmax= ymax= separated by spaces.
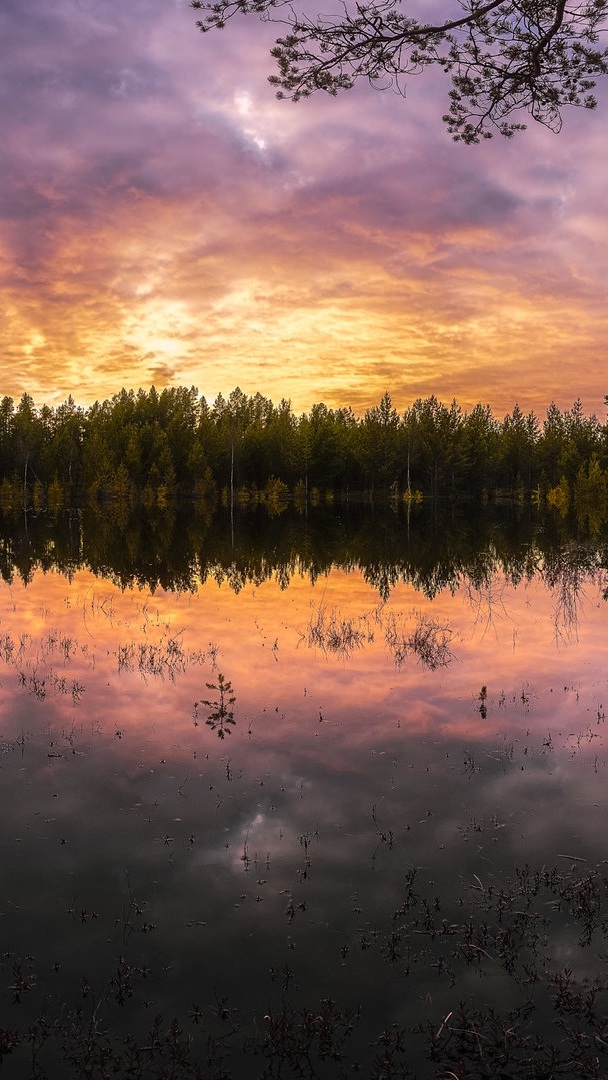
xmin=1 ymin=563 xmax=608 ymax=1072
xmin=224 ymin=810 xmax=285 ymax=873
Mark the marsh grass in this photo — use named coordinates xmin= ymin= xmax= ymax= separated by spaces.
xmin=301 ymin=602 xmax=373 ymax=658
xmin=301 ymin=601 xmax=454 ymax=670
xmin=383 ymin=609 xmax=454 ymax=670
xmin=0 ymin=611 xmax=218 ymax=714
xmin=1 ymin=855 xmax=608 ymax=1077
xmin=117 ymin=634 xmax=188 ymax=681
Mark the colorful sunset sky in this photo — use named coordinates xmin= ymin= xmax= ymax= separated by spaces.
xmin=2 ymin=0 xmax=607 ymax=419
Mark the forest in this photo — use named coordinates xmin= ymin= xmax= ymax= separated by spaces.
xmin=0 ymin=386 xmax=607 ymax=517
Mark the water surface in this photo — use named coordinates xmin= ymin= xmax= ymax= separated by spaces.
xmin=1 ymin=509 xmax=607 ymax=1077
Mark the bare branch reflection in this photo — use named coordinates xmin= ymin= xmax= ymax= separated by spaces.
xmin=466 ymin=576 xmax=512 ymax=641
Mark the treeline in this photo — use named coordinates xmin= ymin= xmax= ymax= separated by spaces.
xmin=0 ymin=385 xmax=607 ymax=514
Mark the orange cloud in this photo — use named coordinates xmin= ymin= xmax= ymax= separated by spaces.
xmin=1 ymin=0 xmax=607 ymax=417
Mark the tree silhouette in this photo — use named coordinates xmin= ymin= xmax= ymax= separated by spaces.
xmin=191 ymin=0 xmax=608 ymax=142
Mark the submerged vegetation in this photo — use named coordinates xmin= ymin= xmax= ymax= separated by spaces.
xmin=1 ymin=847 xmax=608 ymax=1076
xmin=1 ymin=588 xmax=607 ymax=1073
xmin=2 ymin=386 xmax=608 ymax=519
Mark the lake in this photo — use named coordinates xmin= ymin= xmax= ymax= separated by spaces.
xmin=0 ymin=503 xmax=607 ymax=1078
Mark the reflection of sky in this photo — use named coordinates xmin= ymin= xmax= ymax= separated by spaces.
xmin=0 ymin=566 xmax=607 ymax=1073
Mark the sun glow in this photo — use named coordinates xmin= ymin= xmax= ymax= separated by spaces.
xmin=1 ymin=0 xmax=607 ymax=417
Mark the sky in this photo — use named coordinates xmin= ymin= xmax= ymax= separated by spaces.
xmin=2 ymin=0 xmax=607 ymax=420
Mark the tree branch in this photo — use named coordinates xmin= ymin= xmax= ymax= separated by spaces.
xmin=191 ymin=0 xmax=608 ymax=141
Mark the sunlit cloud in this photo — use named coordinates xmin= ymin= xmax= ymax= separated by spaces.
xmin=0 ymin=0 xmax=607 ymax=415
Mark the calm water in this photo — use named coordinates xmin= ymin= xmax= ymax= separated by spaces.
xmin=1 ymin=507 xmax=607 ymax=1077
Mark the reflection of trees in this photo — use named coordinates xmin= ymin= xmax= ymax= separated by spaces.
xmin=0 ymin=506 xmax=607 ymax=631
xmin=541 ymin=542 xmax=606 ymax=641
xmin=466 ymin=574 xmax=512 ymax=640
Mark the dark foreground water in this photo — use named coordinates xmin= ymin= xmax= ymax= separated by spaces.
xmin=0 ymin=506 xmax=607 ymax=1078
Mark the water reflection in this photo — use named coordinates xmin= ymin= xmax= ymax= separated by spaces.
xmin=0 ymin=515 xmax=607 ymax=1076
xmin=1 ymin=502 xmax=607 ymax=604
xmin=194 ymin=673 xmax=237 ymax=738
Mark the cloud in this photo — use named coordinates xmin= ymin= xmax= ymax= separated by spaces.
xmin=0 ymin=0 xmax=607 ymax=415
